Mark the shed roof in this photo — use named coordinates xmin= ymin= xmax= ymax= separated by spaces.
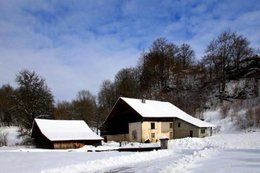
xmin=33 ymin=118 xmax=103 ymax=141
xmin=120 ymin=97 xmax=214 ymax=128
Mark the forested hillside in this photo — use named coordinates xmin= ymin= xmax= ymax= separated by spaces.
xmin=97 ymin=31 xmax=259 ymax=125
xmin=0 ymin=31 xmax=259 ymax=142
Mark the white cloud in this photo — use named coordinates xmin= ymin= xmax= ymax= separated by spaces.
xmin=0 ymin=0 xmax=259 ymax=101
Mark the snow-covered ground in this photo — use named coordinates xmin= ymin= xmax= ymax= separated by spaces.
xmin=1 ymin=110 xmax=260 ymax=173
xmin=0 ymin=130 xmax=260 ymax=173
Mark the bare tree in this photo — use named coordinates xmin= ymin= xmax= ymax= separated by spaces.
xmin=114 ymin=67 xmax=140 ymax=98
xmin=0 ymin=85 xmax=16 ymax=126
xmin=204 ymin=31 xmax=254 ymax=103
xmin=177 ymin=43 xmax=195 ymax=68
xmin=98 ymin=80 xmax=117 ymax=109
xmin=139 ymin=38 xmax=178 ymax=97
xmin=53 ymin=101 xmax=73 ymax=120
xmin=12 ymin=70 xmax=54 ymax=136
xmin=72 ymin=90 xmax=98 ymax=127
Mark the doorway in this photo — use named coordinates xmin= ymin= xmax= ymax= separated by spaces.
xmin=190 ymin=130 xmax=193 ymax=137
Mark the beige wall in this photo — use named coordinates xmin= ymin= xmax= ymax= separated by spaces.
xmin=105 ymin=119 xmax=212 ymax=143
xmin=140 ymin=121 xmax=173 ymax=142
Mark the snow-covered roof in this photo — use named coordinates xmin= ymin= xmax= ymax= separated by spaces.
xmin=120 ymin=97 xmax=214 ymax=128
xmin=33 ymin=119 xmax=103 ymax=141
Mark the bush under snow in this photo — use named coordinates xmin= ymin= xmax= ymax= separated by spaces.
xmin=0 ymin=126 xmax=22 ymax=146
xmin=203 ymin=97 xmax=260 ymax=132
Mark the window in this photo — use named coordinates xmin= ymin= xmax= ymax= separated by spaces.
xmin=178 ymin=122 xmax=181 ymax=128
xmin=151 ymin=133 xmax=155 ymax=138
xmin=201 ymin=128 xmax=206 ymax=134
xmin=170 ymin=123 xmax=173 ymax=128
xmin=151 ymin=122 xmax=155 ymax=129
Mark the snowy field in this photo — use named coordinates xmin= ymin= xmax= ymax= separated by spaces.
xmin=1 ymin=111 xmax=260 ymax=173
xmin=1 ymin=130 xmax=260 ymax=173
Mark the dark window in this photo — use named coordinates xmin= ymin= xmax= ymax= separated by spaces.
xmin=170 ymin=123 xmax=173 ymax=128
xmin=201 ymin=128 xmax=206 ymax=134
xmin=151 ymin=122 xmax=155 ymax=129
xmin=178 ymin=122 xmax=181 ymax=128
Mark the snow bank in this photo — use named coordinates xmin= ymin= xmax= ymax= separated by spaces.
xmin=168 ymin=137 xmax=212 ymax=150
xmin=164 ymin=131 xmax=260 ymax=173
xmin=209 ymin=131 xmax=260 ymax=149
xmin=168 ymin=130 xmax=260 ymax=151
xmin=203 ymin=110 xmax=237 ymax=133
xmin=160 ymin=148 xmax=218 ymax=173
xmin=42 ymin=150 xmax=174 ymax=173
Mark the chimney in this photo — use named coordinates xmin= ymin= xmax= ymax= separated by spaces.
xmin=141 ymin=96 xmax=146 ymax=103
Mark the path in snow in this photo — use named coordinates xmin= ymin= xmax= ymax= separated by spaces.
xmin=42 ymin=150 xmax=176 ymax=173
xmin=101 ymin=148 xmax=217 ymax=173
xmin=100 ymin=150 xmax=186 ymax=173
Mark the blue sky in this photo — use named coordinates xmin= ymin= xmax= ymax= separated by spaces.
xmin=0 ymin=0 xmax=259 ymax=102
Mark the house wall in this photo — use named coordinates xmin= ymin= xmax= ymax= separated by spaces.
xmin=129 ymin=122 xmax=142 ymax=142
xmin=104 ymin=120 xmax=212 ymax=143
xmin=34 ymin=136 xmax=53 ymax=149
xmin=173 ymin=119 xmax=200 ymax=138
xmin=105 ymin=134 xmax=129 ymax=142
xmin=53 ymin=141 xmax=85 ymax=149
xmin=141 ymin=121 xmax=173 ymax=142
xmin=198 ymin=127 xmax=212 ymax=138
xmin=53 ymin=140 xmax=102 ymax=149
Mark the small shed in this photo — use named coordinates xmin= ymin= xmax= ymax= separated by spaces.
xmin=31 ymin=118 xmax=103 ymax=149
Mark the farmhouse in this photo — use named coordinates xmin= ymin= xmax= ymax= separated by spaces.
xmin=31 ymin=118 xmax=103 ymax=149
xmin=101 ymin=97 xmax=214 ymax=142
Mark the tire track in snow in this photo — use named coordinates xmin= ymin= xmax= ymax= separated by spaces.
xmin=160 ymin=147 xmax=219 ymax=173
xmin=101 ymin=150 xmax=187 ymax=173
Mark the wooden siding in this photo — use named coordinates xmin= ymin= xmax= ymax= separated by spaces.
xmin=53 ymin=140 xmax=101 ymax=149
xmin=105 ymin=134 xmax=129 ymax=142
xmin=101 ymin=99 xmax=143 ymax=136
xmin=53 ymin=141 xmax=85 ymax=149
